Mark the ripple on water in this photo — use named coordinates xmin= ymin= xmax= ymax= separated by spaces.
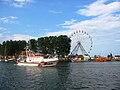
xmin=0 ymin=62 xmax=120 ymax=90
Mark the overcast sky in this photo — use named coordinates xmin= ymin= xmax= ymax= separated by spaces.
xmin=0 ymin=0 xmax=120 ymax=56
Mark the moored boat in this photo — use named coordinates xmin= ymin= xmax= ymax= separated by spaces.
xmin=95 ymin=56 xmax=108 ymax=62
xmin=16 ymin=55 xmax=43 ymax=66
xmin=16 ymin=47 xmax=59 ymax=67
xmin=40 ymin=56 xmax=59 ymax=67
xmin=71 ymin=55 xmax=90 ymax=62
xmin=16 ymin=41 xmax=59 ymax=67
xmin=17 ymin=55 xmax=58 ymax=67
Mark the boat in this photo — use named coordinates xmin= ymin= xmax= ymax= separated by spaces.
xmin=4 ymin=58 xmax=15 ymax=62
xmin=95 ymin=56 xmax=108 ymax=62
xmin=16 ymin=55 xmax=43 ymax=66
xmin=40 ymin=56 xmax=59 ymax=67
xmin=17 ymin=55 xmax=58 ymax=67
xmin=16 ymin=47 xmax=59 ymax=67
xmin=71 ymin=55 xmax=90 ymax=62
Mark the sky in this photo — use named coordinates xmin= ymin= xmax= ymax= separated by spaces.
xmin=0 ymin=0 xmax=120 ymax=56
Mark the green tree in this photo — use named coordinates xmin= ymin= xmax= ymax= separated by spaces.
xmin=0 ymin=40 xmax=27 ymax=57
xmin=56 ymin=35 xmax=71 ymax=56
xmin=0 ymin=35 xmax=71 ymax=58
xmin=37 ymin=35 xmax=71 ymax=57
xmin=29 ymin=39 xmax=37 ymax=51
xmin=0 ymin=43 xmax=2 ymax=55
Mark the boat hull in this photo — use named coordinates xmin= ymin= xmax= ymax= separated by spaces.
xmin=16 ymin=62 xmax=40 ymax=66
xmin=40 ymin=60 xmax=58 ymax=67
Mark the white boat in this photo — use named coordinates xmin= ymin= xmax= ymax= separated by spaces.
xmin=16 ymin=43 xmax=59 ymax=67
xmin=4 ymin=58 xmax=15 ymax=62
xmin=40 ymin=56 xmax=59 ymax=67
xmin=17 ymin=55 xmax=58 ymax=67
xmin=16 ymin=55 xmax=43 ymax=66
xmin=16 ymin=47 xmax=58 ymax=67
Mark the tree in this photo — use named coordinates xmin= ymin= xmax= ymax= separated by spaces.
xmin=0 ymin=43 xmax=2 ymax=55
xmin=56 ymin=35 xmax=71 ymax=56
xmin=0 ymin=40 xmax=27 ymax=57
xmin=29 ymin=39 xmax=37 ymax=51
xmin=37 ymin=35 xmax=71 ymax=57
xmin=0 ymin=35 xmax=71 ymax=58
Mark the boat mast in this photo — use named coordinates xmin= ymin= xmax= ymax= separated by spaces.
xmin=26 ymin=46 xmax=28 ymax=57
xmin=26 ymin=40 xmax=31 ymax=57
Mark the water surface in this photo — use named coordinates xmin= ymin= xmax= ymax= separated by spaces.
xmin=0 ymin=61 xmax=120 ymax=90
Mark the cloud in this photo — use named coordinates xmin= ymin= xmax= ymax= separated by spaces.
xmin=10 ymin=16 xmax=18 ymax=19
xmin=0 ymin=33 xmax=38 ymax=43
xmin=48 ymin=0 xmax=120 ymax=55
xmin=61 ymin=0 xmax=120 ymax=35
xmin=26 ymin=24 xmax=31 ymax=27
xmin=0 ymin=27 xmax=7 ymax=31
xmin=12 ymin=0 xmax=34 ymax=8
xmin=48 ymin=10 xmax=63 ymax=14
xmin=0 ymin=33 xmax=11 ymax=43
xmin=59 ymin=19 xmax=77 ymax=28
xmin=57 ymin=14 xmax=120 ymax=47
xmin=11 ymin=34 xmax=37 ymax=41
xmin=46 ymin=30 xmax=73 ymax=37
xmin=66 ymin=14 xmax=120 ymax=33
xmin=115 ymin=40 xmax=120 ymax=42
xmin=77 ymin=0 xmax=120 ymax=16
xmin=1 ymin=0 xmax=34 ymax=8
xmin=0 ymin=16 xmax=18 ymax=24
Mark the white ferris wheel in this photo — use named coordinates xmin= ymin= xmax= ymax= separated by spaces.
xmin=70 ymin=30 xmax=93 ymax=56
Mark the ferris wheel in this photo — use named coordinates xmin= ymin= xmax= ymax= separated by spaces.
xmin=70 ymin=30 xmax=93 ymax=56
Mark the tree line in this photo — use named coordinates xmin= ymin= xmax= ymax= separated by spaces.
xmin=0 ymin=35 xmax=71 ymax=57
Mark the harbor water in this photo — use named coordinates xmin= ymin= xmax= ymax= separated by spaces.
xmin=0 ymin=61 xmax=120 ymax=90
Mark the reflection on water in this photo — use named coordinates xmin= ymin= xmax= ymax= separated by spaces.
xmin=68 ymin=62 xmax=120 ymax=90
xmin=56 ymin=62 xmax=71 ymax=90
xmin=0 ymin=62 xmax=120 ymax=90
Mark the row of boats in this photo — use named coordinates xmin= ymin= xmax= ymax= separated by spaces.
xmin=0 ymin=48 xmax=59 ymax=67
xmin=0 ymin=55 xmax=59 ymax=67
xmin=1 ymin=54 xmax=118 ymax=67
xmin=1 ymin=48 xmax=117 ymax=67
